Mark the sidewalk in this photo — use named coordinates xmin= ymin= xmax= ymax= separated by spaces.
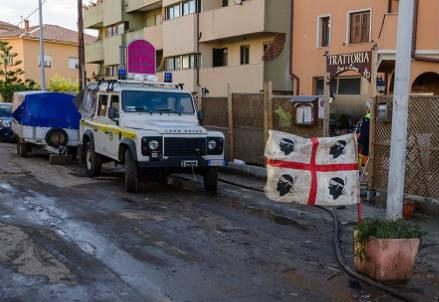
xmin=218 ymin=170 xmax=439 ymax=302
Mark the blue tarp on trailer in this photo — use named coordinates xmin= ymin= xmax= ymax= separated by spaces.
xmin=12 ymin=92 xmax=81 ymax=129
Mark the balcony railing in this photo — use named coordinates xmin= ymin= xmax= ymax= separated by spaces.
xmin=126 ymin=0 xmax=161 ymax=13
xmin=85 ymin=40 xmax=104 ymax=63
xmin=84 ymin=3 xmax=103 ymax=29
xmin=126 ymin=25 xmax=163 ymax=50
xmin=104 ymin=35 xmax=124 ymax=65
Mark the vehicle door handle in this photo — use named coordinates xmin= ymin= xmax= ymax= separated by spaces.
xmin=104 ymin=131 xmax=110 ymax=135
xmin=93 ymin=128 xmax=98 ymax=132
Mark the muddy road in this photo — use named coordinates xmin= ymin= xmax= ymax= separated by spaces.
xmin=0 ymin=142 xmax=405 ymax=302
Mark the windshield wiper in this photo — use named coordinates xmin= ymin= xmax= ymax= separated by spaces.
xmin=157 ymin=109 xmax=180 ymax=115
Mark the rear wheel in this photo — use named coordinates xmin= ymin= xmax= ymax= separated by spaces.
xmin=83 ymin=142 xmax=102 ymax=177
xmin=204 ymin=168 xmax=218 ymax=192
xmin=124 ymin=149 xmax=139 ymax=193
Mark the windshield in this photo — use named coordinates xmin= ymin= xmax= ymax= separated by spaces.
xmin=0 ymin=104 xmax=12 ymax=117
xmin=122 ymin=91 xmax=195 ymax=115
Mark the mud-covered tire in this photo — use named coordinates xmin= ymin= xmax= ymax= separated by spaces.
xmin=83 ymin=142 xmax=102 ymax=177
xmin=124 ymin=149 xmax=139 ymax=193
xmin=204 ymin=168 xmax=218 ymax=192
xmin=17 ymin=140 xmax=30 ymax=157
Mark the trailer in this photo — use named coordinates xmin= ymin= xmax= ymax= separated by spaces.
xmin=12 ymin=91 xmax=81 ymax=158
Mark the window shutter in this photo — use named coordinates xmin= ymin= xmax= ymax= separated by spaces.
xmin=361 ymin=12 xmax=370 ymax=42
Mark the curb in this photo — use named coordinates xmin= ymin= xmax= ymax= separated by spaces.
xmin=219 ymin=162 xmax=267 ymax=180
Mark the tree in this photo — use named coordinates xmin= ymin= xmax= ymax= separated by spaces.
xmin=0 ymin=41 xmax=36 ymax=102
xmin=48 ymin=75 xmax=79 ymax=93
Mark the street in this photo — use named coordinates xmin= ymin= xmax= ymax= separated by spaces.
xmin=0 ymin=142 xmax=437 ymax=302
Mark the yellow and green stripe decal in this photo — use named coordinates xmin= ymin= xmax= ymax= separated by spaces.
xmin=81 ymin=120 xmax=137 ymax=140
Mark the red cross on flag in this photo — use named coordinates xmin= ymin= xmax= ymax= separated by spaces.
xmin=265 ymin=131 xmax=360 ymax=206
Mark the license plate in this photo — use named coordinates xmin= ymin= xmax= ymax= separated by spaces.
xmin=181 ymin=160 xmax=198 ymax=168
xmin=208 ymin=160 xmax=226 ymax=167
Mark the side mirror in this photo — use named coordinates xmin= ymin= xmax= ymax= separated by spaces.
xmin=197 ymin=111 xmax=204 ymax=125
xmin=108 ymin=107 xmax=119 ymax=120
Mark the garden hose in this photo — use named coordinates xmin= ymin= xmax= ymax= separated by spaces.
xmin=218 ymin=178 xmax=416 ymax=302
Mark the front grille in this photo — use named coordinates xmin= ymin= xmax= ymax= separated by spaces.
xmin=164 ymin=137 xmax=207 ymax=156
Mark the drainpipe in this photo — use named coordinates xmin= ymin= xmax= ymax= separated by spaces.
xmin=196 ymin=0 xmax=201 ymax=87
xmin=387 ymin=0 xmax=392 ymax=13
xmin=411 ymin=0 xmax=439 ymax=63
xmin=289 ymin=0 xmax=300 ymax=95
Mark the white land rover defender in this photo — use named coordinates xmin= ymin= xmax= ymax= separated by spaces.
xmin=78 ymin=80 xmax=226 ymax=193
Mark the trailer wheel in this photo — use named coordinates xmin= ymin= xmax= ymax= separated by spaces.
xmin=17 ymin=140 xmax=30 ymax=157
xmin=83 ymin=142 xmax=101 ymax=177
xmin=204 ymin=168 xmax=218 ymax=192
xmin=124 ymin=149 xmax=139 ymax=193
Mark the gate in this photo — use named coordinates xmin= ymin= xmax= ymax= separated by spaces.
xmin=370 ymin=95 xmax=439 ymax=200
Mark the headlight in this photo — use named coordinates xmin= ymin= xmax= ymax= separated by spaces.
xmin=208 ymin=140 xmax=217 ymax=150
xmin=148 ymin=140 xmax=160 ymax=150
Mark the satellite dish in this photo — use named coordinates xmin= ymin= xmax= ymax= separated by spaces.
xmin=234 ymin=0 xmax=243 ymax=5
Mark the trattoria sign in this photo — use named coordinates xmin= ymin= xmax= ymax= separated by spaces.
xmin=326 ymin=51 xmax=372 ymax=82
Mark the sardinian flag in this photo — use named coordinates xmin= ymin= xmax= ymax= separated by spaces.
xmin=265 ymin=131 xmax=359 ymax=206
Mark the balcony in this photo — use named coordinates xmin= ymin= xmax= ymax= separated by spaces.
xmin=104 ymin=35 xmax=124 ymax=65
xmin=163 ymin=14 xmax=196 ymax=57
xmin=85 ymin=40 xmax=104 ymax=63
xmin=84 ymin=3 xmax=103 ymax=29
xmin=200 ymin=64 xmax=264 ymax=96
xmin=103 ymin=0 xmax=124 ymax=26
xmin=126 ymin=25 xmax=163 ymax=50
xmin=199 ymin=0 xmax=289 ymax=43
xmin=126 ymin=0 xmax=161 ymax=13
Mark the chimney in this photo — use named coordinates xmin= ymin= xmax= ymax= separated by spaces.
xmin=24 ymin=20 xmax=30 ymax=32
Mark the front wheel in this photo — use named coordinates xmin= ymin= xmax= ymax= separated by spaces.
xmin=204 ymin=168 xmax=218 ymax=192
xmin=124 ymin=149 xmax=139 ymax=193
xmin=83 ymin=142 xmax=102 ymax=177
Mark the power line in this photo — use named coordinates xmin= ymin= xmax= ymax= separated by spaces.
xmin=16 ymin=0 xmax=49 ymax=27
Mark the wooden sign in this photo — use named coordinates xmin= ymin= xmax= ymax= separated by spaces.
xmin=326 ymin=51 xmax=372 ymax=82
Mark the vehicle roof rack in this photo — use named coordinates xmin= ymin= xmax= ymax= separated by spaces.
xmin=116 ymin=80 xmax=180 ymax=89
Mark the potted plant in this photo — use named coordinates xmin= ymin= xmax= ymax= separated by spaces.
xmin=354 ymin=218 xmax=423 ymax=282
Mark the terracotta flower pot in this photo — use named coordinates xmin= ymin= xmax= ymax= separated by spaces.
xmin=354 ymin=232 xmax=420 ymax=282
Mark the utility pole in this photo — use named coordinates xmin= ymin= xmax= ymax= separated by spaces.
xmin=38 ymin=0 xmax=46 ymax=90
xmin=78 ymin=0 xmax=86 ymax=90
xmin=386 ymin=0 xmax=415 ymax=219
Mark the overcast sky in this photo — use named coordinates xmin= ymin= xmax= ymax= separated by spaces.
xmin=0 ymin=0 xmax=97 ymax=35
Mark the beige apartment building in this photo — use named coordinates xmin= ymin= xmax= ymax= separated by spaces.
xmin=292 ymin=0 xmax=439 ymax=118
xmin=84 ymin=0 xmax=293 ymax=96
xmin=0 ymin=21 xmax=96 ymax=86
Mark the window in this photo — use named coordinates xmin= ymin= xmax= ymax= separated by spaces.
xmin=213 ymin=48 xmax=228 ymax=67
xmin=313 ymin=77 xmax=324 ymax=95
xmin=155 ymin=13 xmax=162 ymax=25
xmin=263 ymin=42 xmax=270 ymax=52
xmin=337 ymin=78 xmax=361 ymax=95
xmin=122 ymin=91 xmax=195 ymax=115
xmin=183 ymin=0 xmax=196 ymax=15
xmin=165 ymin=56 xmax=181 ymax=71
xmin=240 ymin=45 xmax=250 ymax=65
xmin=106 ymin=23 xmax=125 ymax=37
xmin=110 ymin=95 xmax=120 ymax=118
xmin=6 ymin=56 xmax=14 ymax=66
xmin=181 ymin=53 xmax=199 ymax=69
xmin=318 ymin=16 xmax=330 ymax=47
xmin=166 ymin=3 xmax=181 ymax=20
xmin=38 ymin=55 xmax=52 ymax=68
xmin=222 ymin=0 xmax=228 ymax=7
xmin=105 ymin=65 xmax=118 ymax=77
xmin=68 ymin=57 xmax=79 ymax=69
xmin=349 ymin=10 xmax=370 ymax=44
xmin=97 ymin=95 xmax=109 ymax=116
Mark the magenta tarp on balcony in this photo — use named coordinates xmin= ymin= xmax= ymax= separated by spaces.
xmin=127 ymin=40 xmax=156 ymax=75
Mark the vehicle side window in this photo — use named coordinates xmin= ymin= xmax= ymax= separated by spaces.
xmin=97 ymin=95 xmax=108 ymax=116
xmin=110 ymin=95 xmax=120 ymax=118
